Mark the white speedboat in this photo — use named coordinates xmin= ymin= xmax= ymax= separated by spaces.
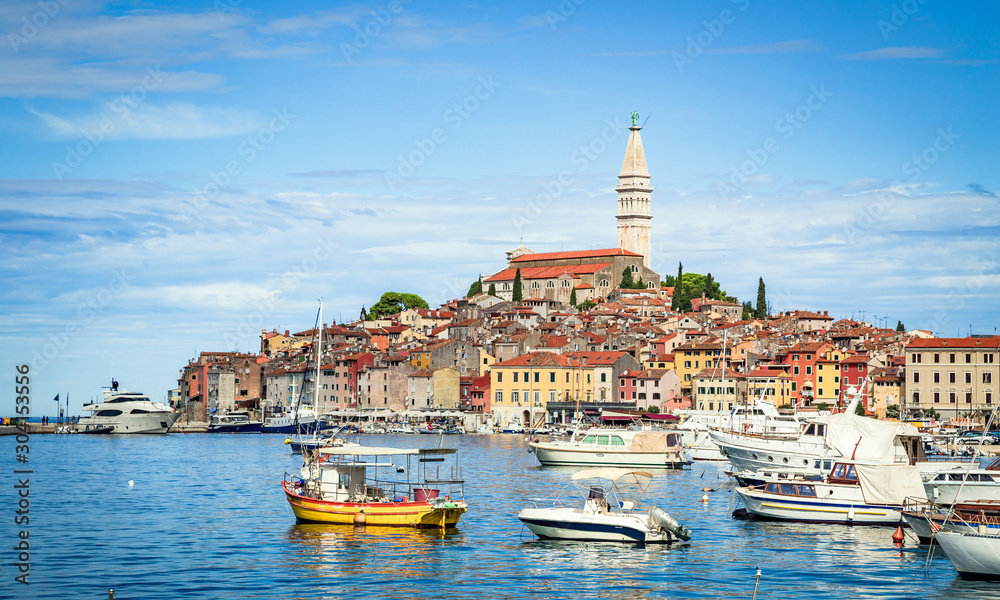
xmin=678 ymin=402 xmax=804 ymax=462
xmin=517 ymin=468 xmax=690 ymax=543
xmin=734 ymin=461 xmax=927 ymax=525
xmin=529 ymin=428 xmax=688 ymax=469
xmin=922 ymin=461 xmax=1000 ymax=504
xmin=79 ymin=383 xmax=180 ymax=434
xmin=935 ymin=530 xmax=1000 ymax=579
xmin=902 ymin=499 xmax=1000 ymax=543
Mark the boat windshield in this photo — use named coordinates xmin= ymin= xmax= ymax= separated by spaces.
xmin=830 ymin=463 xmax=858 ymax=482
xmin=763 ymin=482 xmax=818 ymax=497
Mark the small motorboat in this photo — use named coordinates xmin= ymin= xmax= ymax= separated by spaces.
xmin=282 ymin=445 xmax=469 ymax=528
xmin=517 ymin=468 xmax=690 ymax=543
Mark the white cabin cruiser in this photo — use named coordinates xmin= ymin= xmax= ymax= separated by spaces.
xmin=529 ymin=428 xmax=688 ymax=469
xmin=678 ymin=401 xmax=804 ymax=462
xmin=518 ymin=468 xmax=690 ymax=543
xmin=79 ymin=382 xmax=180 ymax=434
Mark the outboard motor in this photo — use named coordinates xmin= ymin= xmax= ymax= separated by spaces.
xmin=649 ymin=507 xmax=691 ymax=541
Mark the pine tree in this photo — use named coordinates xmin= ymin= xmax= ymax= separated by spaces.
xmin=896 ymin=320 xmax=905 ymax=332
xmin=487 ymin=283 xmax=496 ymax=297
xmin=512 ymin=269 xmax=523 ymax=302
xmin=671 ymin=262 xmax=683 ymax=311
xmin=704 ymin=273 xmax=715 ymax=300
xmin=741 ymin=301 xmax=754 ymax=320
xmin=755 ymin=277 xmax=767 ymax=320
xmin=569 ymin=287 xmax=577 ymax=307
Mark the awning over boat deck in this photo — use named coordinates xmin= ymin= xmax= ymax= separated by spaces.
xmin=572 ymin=468 xmax=654 ymax=481
xmin=317 ymin=446 xmax=458 ymax=456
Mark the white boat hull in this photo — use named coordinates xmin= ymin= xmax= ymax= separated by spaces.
xmin=517 ymin=507 xmax=673 ymax=543
xmin=78 ymin=411 xmax=180 ymax=434
xmin=935 ymin=531 xmax=1000 ymax=578
xmin=531 ymin=445 xmax=687 ymax=468
xmin=736 ymin=487 xmax=903 ymax=525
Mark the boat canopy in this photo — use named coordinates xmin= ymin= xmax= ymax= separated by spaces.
xmin=855 ymin=464 xmax=928 ymax=504
xmin=629 ymin=431 xmax=678 ymax=452
xmin=572 ymin=468 xmax=654 ymax=481
xmin=814 ymin=411 xmax=921 ymax=462
xmin=317 ymin=446 xmax=458 ymax=456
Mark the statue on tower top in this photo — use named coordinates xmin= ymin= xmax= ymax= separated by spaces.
xmin=630 ymin=111 xmax=639 ymax=126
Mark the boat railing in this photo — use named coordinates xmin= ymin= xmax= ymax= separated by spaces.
xmin=708 ymin=426 xmax=802 ymax=441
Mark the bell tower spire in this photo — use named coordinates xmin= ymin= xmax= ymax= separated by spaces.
xmin=616 ymin=113 xmax=653 ymax=268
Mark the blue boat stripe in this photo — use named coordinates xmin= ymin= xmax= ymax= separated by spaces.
xmin=520 ymin=518 xmax=647 ymax=541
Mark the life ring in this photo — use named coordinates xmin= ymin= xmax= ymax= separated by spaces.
xmin=316 ymin=453 xmax=330 ymax=463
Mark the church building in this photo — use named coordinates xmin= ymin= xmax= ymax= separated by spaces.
xmin=485 ymin=118 xmax=660 ymax=303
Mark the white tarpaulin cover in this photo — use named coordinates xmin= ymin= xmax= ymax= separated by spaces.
xmin=856 ymin=463 xmax=928 ymax=504
xmin=813 ymin=412 xmax=921 ymax=462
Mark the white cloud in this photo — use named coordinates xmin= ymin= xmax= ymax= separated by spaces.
xmin=29 ymin=103 xmax=264 ymax=140
xmin=841 ymin=47 xmax=945 ymax=61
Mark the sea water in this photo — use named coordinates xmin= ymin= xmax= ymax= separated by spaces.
xmin=3 ymin=433 xmax=998 ymax=599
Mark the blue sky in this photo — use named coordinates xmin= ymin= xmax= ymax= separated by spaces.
xmin=2 ymin=0 xmax=998 ymax=415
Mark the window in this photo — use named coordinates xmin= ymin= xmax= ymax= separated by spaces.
xmin=913 ymin=372 xmax=919 ymax=383
xmin=792 ymin=382 xmax=797 ymax=392
xmin=950 ymin=392 xmax=956 ymax=403
xmin=933 ymin=392 xmax=940 ymax=403
xmin=534 ymin=372 xmax=539 ymax=383
xmin=966 ymin=392 xmax=973 ymax=404
xmin=495 ymin=391 xmax=503 ymax=403
xmin=988 ymin=392 xmax=993 ymax=404
xmin=523 ymin=372 xmax=529 ymax=382
xmin=511 ymin=391 xmax=519 ymax=403
xmin=549 ymin=372 xmax=555 ymax=383
xmin=806 ymin=366 xmax=812 ymax=375
xmin=684 ymin=361 xmax=691 ymax=368
xmin=793 ymin=354 xmax=799 ymax=361
xmin=818 ymin=389 xmax=824 ymax=396
xmin=913 ymin=391 xmax=919 ymax=403
xmin=934 ymin=354 xmax=940 ymax=363
xmin=950 ymin=372 xmax=956 ymax=383
xmin=933 ymin=372 xmax=940 ymax=383
xmin=546 ymin=281 xmax=554 ymax=288
xmin=497 ymin=372 xmax=503 ymax=383
xmin=600 ymin=373 xmax=606 ymax=382
xmin=985 ymin=373 xmax=993 ymax=384
xmin=620 ymin=391 xmax=625 ymax=399
xmin=967 ymin=353 xmax=972 ymax=363
xmin=818 ymin=376 xmax=824 ymax=383
xmin=965 ymin=372 xmax=972 ymax=384
xmin=793 ymin=366 xmax=800 ymax=375
xmin=950 ymin=353 xmax=956 ymax=364
xmin=550 ymin=391 xmax=556 ymax=403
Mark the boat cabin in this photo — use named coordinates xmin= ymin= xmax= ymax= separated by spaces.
xmin=762 ymin=482 xmax=818 ymax=497
xmin=828 ymin=462 xmax=859 ymax=485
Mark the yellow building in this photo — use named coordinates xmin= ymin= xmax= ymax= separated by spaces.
xmin=490 ymin=351 xmax=590 ymax=430
xmin=814 ymin=347 xmax=847 ymax=404
xmin=644 ymin=353 xmax=675 ymax=371
xmin=675 ymin=341 xmax=726 ymax=396
xmin=746 ymin=367 xmax=795 ymax=408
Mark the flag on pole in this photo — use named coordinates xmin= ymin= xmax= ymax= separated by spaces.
xmin=54 ymin=394 xmax=59 ymax=402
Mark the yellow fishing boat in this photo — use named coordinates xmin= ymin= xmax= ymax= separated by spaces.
xmin=282 ymin=446 xmax=468 ymax=528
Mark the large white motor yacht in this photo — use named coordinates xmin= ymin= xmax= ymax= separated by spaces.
xmin=79 ymin=382 xmax=180 ymax=434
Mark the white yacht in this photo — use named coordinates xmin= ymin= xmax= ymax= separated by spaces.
xmin=79 ymin=382 xmax=180 ymax=434
xmin=677 ymin=402 xmax=804 ymax=461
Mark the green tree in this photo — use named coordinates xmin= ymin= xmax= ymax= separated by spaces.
xmin=855 ymin=401 xmax=868 ymax=416
xmin=704 ymin=273 xmax=716 ymax=300
xmin=578 ymin=299 xmax=597 ymax=311
xmin=569 ymin=287 xmax=577 ymax=307
xmin=367 ymin=292 xmax=430 ymax=319
xmin=645 ymin=406 xmax=660 ymax=414
xmin=896 ymin=320 xmax=905 ymax=332
xmin=512 ymin=269 xmax=523 ymax=302
xmin=755 ymin=277 xmax=767 ymax=320
xmin=741 ymin=301 xmax=754 ymax=320
xmin=661 ymin=275 xmax=675 ymax=287
xmin=466 ymin=277 xmax=483 ymax=297
xmin=621 ymin=267 xmax=635 ymax=289
xmin=487 ymin=283 xmax=496 ymax=297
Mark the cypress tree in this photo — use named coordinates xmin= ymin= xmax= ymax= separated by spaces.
xmin=512 ymin=269 xmax=523 ymax=302
xmin=569 ymin=287 xmax=577 ymax=307
xmin=671 ymin=262 xmax=683 ymax=311
xmin=487 ymin=283 xmax=496 ymax=297
xmin=705 ymin=273 xmax=715 ymax=299
xmin=755 ymin=277 xmax=767 ymax=320
xmin=621 ymin=267 xmax=635 ymax=289
xmin=896 ymin=320 xmax=905 ymax=332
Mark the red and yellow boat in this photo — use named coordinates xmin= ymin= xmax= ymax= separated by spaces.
xmin=282 ymin=446 xmax=468 ymax=528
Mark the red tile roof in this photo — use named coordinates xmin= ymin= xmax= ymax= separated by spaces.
xmin=907 ymin=337 xmax=1000 ymax=349
xmin=511 ymin=248 xmax=642 ymax=262
xmin=484 ymin=263 xmax=613 ymax=283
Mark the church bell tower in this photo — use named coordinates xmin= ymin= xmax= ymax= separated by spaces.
xmin=616 ymin=113 xmax=652 ymax=268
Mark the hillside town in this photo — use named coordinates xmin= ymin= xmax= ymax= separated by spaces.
xmin=175 ymin=118 xmax=997 ymax=431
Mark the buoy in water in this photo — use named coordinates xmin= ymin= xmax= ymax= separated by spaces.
xmin=700 ymin=494 xmax=709 ymax=503
xmin=507 ymin=445 xmax=511 ymax=449
xmin=284 ymin=438 xmax=291 ymax=445
xmin=354 ymin=511 xmax=366 ymax=525
xmin=701 ymin=487 xmax=714 ymax=492
xmin=892 ymin=524 xmax=905 ymax=545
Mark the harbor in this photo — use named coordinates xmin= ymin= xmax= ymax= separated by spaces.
xmin=6 ymin=431 xmax=1000 ymax=600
